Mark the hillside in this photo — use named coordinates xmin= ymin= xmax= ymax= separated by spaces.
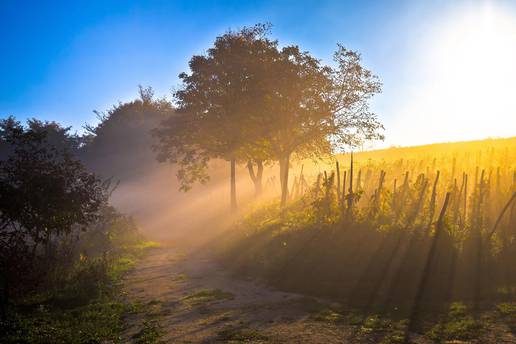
xmin=338 ymin=136 xmax=516 ymax=165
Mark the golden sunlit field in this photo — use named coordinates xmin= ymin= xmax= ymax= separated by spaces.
xmin=218 ymin=137 xmax=516 ymax=342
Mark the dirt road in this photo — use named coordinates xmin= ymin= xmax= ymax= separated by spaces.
xmin=121 ymin=246 xmax=516 ymax=343
xmin=121 ymin=246 xmax=374 ymax=343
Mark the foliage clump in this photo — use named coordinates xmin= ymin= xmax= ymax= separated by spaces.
xmin=426 ymin=302 xmax=481 ymax=342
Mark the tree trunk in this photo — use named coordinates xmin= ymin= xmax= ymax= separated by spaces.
xmin=279 ymin=154 xmax=290 ymax=207
xmin=336 ymin=161 xmax=341 ymax=205
xmin=247 ymin=160 xmax=263 ymax=196
xmin=230 ymin=158 xmax=237 ymax=211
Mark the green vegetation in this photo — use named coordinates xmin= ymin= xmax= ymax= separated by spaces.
xmin=132 ymin=319 xmax=164 ymax=344
xmin=497 ymin=302 xmax=516 ymax=316
xmin=360 ymin=315 xmax=392 ymax=333
xmin=182 ymin=288 xmax=235 ymax=305
xmin=379 ymin=328 xmax=406 ymax=344
xmin=311 ymin=308 xmax=343 ymax=323
xmin=2 ymin=301 xmax=129 ymax=344
xmin=308 ymin=306 xmax=408 ymax=343
xmin=0 ymin=106 xmax=166 ymax=343
xmin=0 ymin=240 xmax=158 ymax=343
xmin=426 ymin=303 xmax=481 ymax=342
xmin=220 ymin=139 xmax=516 ymax=334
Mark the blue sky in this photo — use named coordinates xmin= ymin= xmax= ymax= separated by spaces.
xmin=1 ymin=0 xmax=515 ymax=147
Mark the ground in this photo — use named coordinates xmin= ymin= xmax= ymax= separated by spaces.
xmin=121 ymin=246 xmax=516 ymax=344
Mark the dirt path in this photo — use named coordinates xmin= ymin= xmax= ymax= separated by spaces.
xmin=121 ymin=246 xmax=375 ymax=343
xmin=121 ymin=247 xmax=516 ymax=344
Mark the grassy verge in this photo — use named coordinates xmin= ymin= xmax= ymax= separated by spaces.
xmin=0 ymin=241 xmax=160 ymax=344
xmin=218 ymin=199 xmax=515 ymax=342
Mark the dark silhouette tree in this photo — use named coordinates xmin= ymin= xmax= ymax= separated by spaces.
xmin=82 ymin=86 xmax=173 ymax=179
xmin=0 ymin=121 xmax=108 ymax=314
xmin=0 ymin=116 xmax=82 ymax=161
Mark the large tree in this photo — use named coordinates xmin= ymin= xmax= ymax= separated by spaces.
xmin=154 ymin=24 xmax=277 ymax=209
xmin=154 ymin=24 xmax=383 ymax=209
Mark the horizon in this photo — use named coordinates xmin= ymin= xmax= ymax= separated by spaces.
xmin=357 ymin=135 xmax=516 ymax=152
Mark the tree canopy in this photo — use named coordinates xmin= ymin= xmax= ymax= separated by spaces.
xmin=0 ymin=121 xmax=109 ymax=250
xmin=154 ymin=23 xmax=383 ymax=207
xmin=0 ymin=116 xmax=82 ymax=161
xmin=83 ymin=86 xmax=173 ymax=179
xmin=154 ymin=24 xmax=278 ymax=204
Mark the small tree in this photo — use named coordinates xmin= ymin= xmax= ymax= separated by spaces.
xmin=0 ymin=120 xmax=108 ymax=314
xmin=257 ymin=44 xmax=383 ymax=206
xmin=327 ymin=45 xmax=384 ymax=149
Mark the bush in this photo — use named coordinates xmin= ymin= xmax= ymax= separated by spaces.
xmin=0 ymin=232 xmax=157 ymax=344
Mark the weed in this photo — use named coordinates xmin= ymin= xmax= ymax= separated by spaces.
xmin=311 ymin=308 xmax=343 ymax=323
xmin=497 ymin=302 xmax=516 ymax=316
xmin=182 ymin=289 xmax=234 ymax=305
xmin=379 ymin=320 xmax=407 ymax=344
xmin=172 ymin=273 xmax=189 ymax=282
xmin=132 ymin=319 xmax=164 ymax=344
xmin=360 ymin=314 xmax=392 ymax=334
xmin=427 ymin=302 xmax=481 ymax=341
xmin=0 ymin=238 xmax=157 ymax=344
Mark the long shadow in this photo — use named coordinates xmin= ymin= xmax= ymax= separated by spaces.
xmin=334 ymin=222 xmax=380 ymax=300
xmin=380 ymin=228 xmax=424 ymax=314
xmin=406 ymin=193 xmax=451 ymax=337
xmin=268 ymin=223 xmax=334 ymax=291
xmin=347 ymin=229 xmax=408 ymax=311
xmin=356 ymin=180 xmax=430 ymax=315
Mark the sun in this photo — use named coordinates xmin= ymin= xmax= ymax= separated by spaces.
xmin=436 ymin=6 xmax=516 ymax=101
xmin=392 ymin=3 xmax=516 ymax=145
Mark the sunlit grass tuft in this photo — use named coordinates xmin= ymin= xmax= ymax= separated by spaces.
xmin=181 ymin=289 xmax=235 ymax=305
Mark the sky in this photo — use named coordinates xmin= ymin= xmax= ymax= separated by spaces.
xmin=1 ymin=0 xmax=516 ymax=148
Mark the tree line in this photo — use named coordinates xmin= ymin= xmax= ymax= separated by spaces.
xmin=0 ymin=86 xmax=171 ymax=316
xmin=2 ymin=24 xmax=383 ymax=213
